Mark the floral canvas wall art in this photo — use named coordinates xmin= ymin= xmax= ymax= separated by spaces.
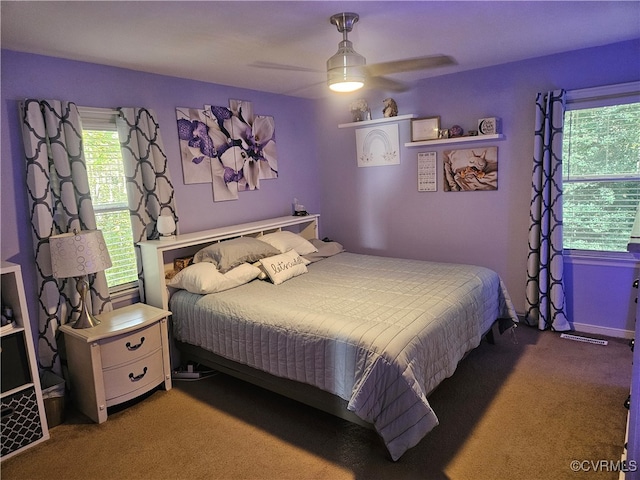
xmin=176 ymin=107 xmax=215 ymax=184
xmin=204 ymin=104 xmax=243 ymax=201
xmin=177 ymin=100 xmax=278 ymax=201
xmin=225 ymin=99 xmax=278 ymax=190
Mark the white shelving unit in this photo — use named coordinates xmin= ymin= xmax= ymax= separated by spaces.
xmin=338 ymin=114 xmax=416 ymax=129
xmin=338 ymin=114 xmax=504 ymax=148
xmin=1 ymin=262 xmax=49 ymax=460
xmin=405 ymin=133 xmax=505 ymax=148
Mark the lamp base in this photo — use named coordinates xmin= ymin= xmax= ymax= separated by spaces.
xmin=73 ymin=311 xmax=101 ymax=329
xmin=72 ymin=276 xmax=101 ymax=329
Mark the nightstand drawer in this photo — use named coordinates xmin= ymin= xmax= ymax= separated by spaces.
xmin=100 ymin=323 xmax=162 ymax=369
xmin=103 ymin=349 xmax=164 ymax=401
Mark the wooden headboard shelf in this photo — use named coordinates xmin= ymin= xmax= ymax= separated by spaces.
xmin=138 ymin=214 xmax=319 ymax=310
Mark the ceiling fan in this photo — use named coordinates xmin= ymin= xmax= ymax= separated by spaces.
xmin=326 ymin=12 xmax=456 ymax=92
xmin=251 ymin=12 xmax=456 ymax=93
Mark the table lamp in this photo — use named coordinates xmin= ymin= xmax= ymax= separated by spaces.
xmin=49 ymin=229 xmax=112 ymax=329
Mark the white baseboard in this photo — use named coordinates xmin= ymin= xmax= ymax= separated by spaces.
xmin=571 ymin=322 xmax=634 ymax=340
xmin=514 ymin=314 xmax=634 ymax=340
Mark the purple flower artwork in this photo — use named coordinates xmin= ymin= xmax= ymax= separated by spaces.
xmin=206 ymin=100 xmax=279 ymax=201
xmin=176 ymin=107 xmax=217 ymax=184
xmin=177 ymin=100 xmax=279 ymax=202
xmin=176 ymin=100 xmax=278 ymax=202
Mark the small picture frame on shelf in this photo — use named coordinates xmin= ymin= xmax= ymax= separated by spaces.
xmin=411 ymin=117 xmax=440 ymax=142
xmin=478 ymin=117 xmax=501 ymax=135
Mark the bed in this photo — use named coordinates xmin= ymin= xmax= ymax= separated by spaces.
xmin=139 ymin=215 xmax=517 ymax=461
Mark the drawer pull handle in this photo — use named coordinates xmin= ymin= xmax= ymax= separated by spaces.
xmin=129 ymin=367 xmax=148 ymax=382
xmin=125 ymin=337 xmax=145 ymax=351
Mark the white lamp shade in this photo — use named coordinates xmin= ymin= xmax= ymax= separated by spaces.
xmin=327 ymin=40 xmax=366 ymax=93
xmin=157 ymin=214 xmax=176 ymax=236
xmin=627 ymin=202 xmax=640 ymax=253
xmin=49 ymin=229 xmax=112 ymax=278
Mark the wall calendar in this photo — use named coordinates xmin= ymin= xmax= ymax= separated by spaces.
xmin=418 ymin=152 xmax=437 ymax=192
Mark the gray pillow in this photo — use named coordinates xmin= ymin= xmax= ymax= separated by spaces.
xmin=193 ymin=237 xmax=279 ymax=273
xmin=303 ymin=238 xmax=345 ymax=263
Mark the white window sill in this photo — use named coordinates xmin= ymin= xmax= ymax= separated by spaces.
xmin=564 ymin=249 xmax=638 ymax=268
xmin=108 ymin=284 xmax=140 ymax=308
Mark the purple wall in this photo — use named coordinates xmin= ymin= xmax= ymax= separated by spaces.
xmin=1 ymin=50 xmax=321 ymax=342
xmin=315 ymin=39 xmax=640 ymax=336
xmin=2 ymin=39 xmax=640 ymax=340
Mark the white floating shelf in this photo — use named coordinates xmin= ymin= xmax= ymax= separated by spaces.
xmin=338 ymin=114 xmax=416 ymax=128
xmin=405 ymin=134 xmax=505 ymax=147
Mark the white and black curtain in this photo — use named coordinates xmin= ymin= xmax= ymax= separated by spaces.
xmin=525 ymin=90 xmax=571 ymax=331
xmin=21 ymin=99 xmax=112 ymax=374
xmin=116 ymin=107 xmax=178 ymax=302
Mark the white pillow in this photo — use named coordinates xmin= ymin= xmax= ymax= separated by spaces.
xmin=167 ymin=262 xmax=261 ymax=294
xmin=257 ymin=231 xmax=318 ymax=256
xmin=258 ymin=250 xmax=308 ymax=285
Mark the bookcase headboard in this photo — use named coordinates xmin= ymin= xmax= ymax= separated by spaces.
xmin=138 ymin=214 xmax=319 ymax=311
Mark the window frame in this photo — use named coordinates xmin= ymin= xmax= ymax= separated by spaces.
xmin=78 ymin=106 xmax=139 ymax=298
xmin=562 ymin=81 xmax=640 ymax=264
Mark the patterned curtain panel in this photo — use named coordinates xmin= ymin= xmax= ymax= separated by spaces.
xmin=21 ymin=99 xmax=112 ymax=374
xmin=525 ymin=90 xmax=571 ymax=331
xmin=116 ymin=108 xmax=178 ymax=301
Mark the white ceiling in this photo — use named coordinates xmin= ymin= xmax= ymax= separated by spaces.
xmin=2 ymin=1 xmax=639 ymax=99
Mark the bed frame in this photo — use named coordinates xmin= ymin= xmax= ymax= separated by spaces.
xmin=138 ymin=214 xmax=502 ymax=431
xmin=138 ymin=214 xmax=372 ymax=427
xmin=139 ymin=215 xmax=320 ymax=313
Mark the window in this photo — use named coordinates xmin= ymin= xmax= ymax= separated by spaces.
xmin=78 ymin=108 xmax=138 ymax=291
xmin=562 ymin=83 xmax=640 ymax=253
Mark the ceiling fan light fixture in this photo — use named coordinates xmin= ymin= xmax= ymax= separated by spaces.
xmin=327 ymin=41 xmax=366 ymax=92
xmin=327 ymin=12 xmax=366 ymax=93
xmin=329 ymin=80 xmax=364 ymax=93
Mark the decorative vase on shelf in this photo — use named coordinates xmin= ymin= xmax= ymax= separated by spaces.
xmin=350 ymin=99 xmax=370 ymax=122
xmin=350 ymin=108 xmax=371 ymax=122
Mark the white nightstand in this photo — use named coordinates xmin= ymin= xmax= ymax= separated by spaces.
xmin=60 ymin=303 xmax=172 ymax=423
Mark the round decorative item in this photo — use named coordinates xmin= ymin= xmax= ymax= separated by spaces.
xmin=449 ymin=125 xmax=464 ymax=137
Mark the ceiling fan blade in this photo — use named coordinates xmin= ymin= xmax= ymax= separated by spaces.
xmin=365 ymin=55 xmax=456 ymax=77
xmin=365 ymin=75 xmax=409 ymax=92
xmin=249 ymin=61 xmax=320 ymax=73
xmin=282 ymin=80 xmax=326 ymax=96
